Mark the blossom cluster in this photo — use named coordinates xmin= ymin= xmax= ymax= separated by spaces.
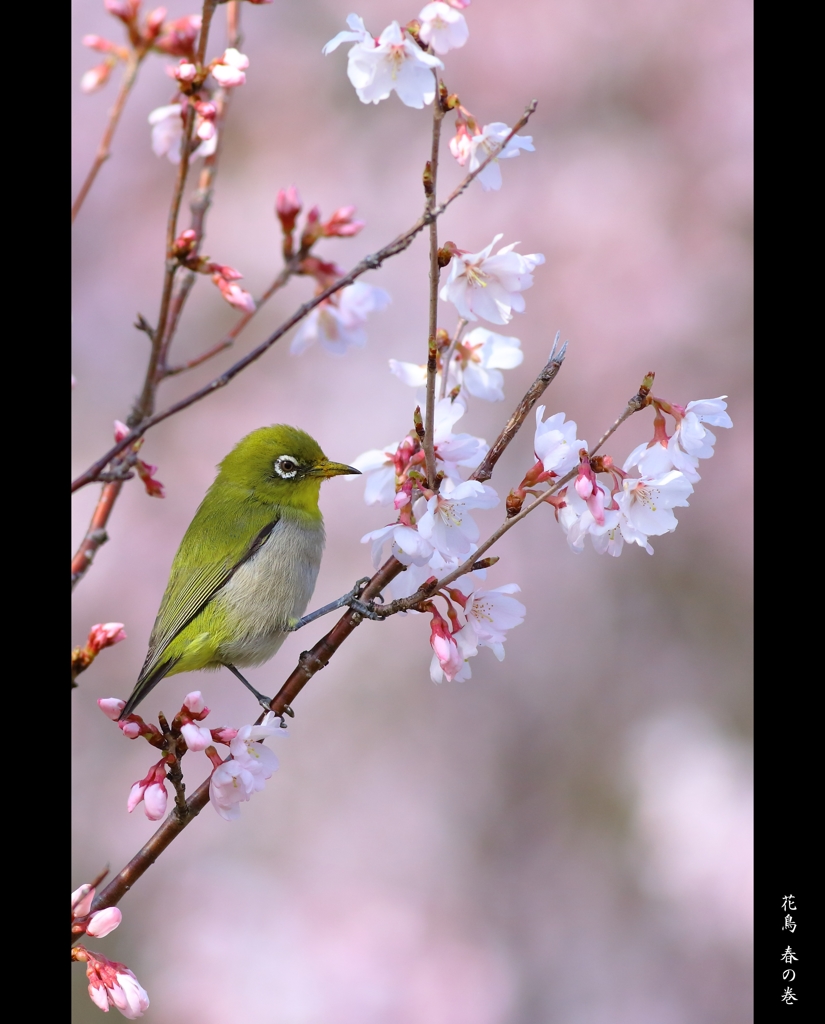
xmin=98 ymin=692 xmax=285 ymax=822
xmin=542 ymin=397 xmax=733 ymax=557
xmin=72 ymin=883 xmax=149 ymax=1018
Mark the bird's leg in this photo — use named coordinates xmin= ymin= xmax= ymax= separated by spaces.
xmin=289 ymin=577 xmax=385 ymax=630
xmin=224 ymin=663 xmax=274 ymax=712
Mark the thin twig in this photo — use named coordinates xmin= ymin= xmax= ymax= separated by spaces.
xmin=71 ymin=51 xmax=145 ymax=223
xmin=71 ymin=101 xmax=540 ymax=493
xmin=473 ymin=333 xmax=567 ymax=483
xmin=70 ymin=481 xmax=123 ymax=590
xmin=439 ymin=318 xmax=468 ymax=399
xmin=423 ymin=76 xmax=445 ymax=489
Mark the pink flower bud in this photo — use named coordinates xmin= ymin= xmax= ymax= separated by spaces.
xmin=143 ymin=782 xmax=168 ymax=820
xmin=104 ymin=0 xmax=139 ymax=23
xmin=183 ymin=691 xmax=205 ymax=713
xmin=86 ymin=907 xmax=122 ymax=938
xmin=196 ymin=120 xmax=216 ymax=141
xmin=80 ymin=63 xmax=114 ymax=94
xmin=83 ymin=35 xmax=117 ymax=53
xmin=322 ymin=205 xmax=365 ymax=237
xmin=276 ymin=186 xmax=302 ymax=233
xmin=98 ymin=697 xmax=126 ymax=721
xmin=173 ymin=61 xmax=197 ymax=82
xmin=154 ymin=14 xmax=201 ymax=57
xmin=181 ymin=722 xmax=211 ymax=751
xmin=113 ymin=420 xmax=130 ymax=442
xmin=211 ymin=726 xmax=238 ymax=744
xmin=212 ymin=274 xmax=256 ymax=312
xmin=120 ymin=720 xmax=142 ymax=738
xmin=145 ymin=6 xmax=166 ymax=35
xmin=72 ymin=884 xmax=95 ymax=918
xmin=87 ymin=623 xmax=127 ymax=654
xmin=211 ymin=64 xmax=246 ymax=87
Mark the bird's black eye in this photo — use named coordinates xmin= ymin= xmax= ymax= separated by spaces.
xmin=273 ymin=455 xmax=299 ymax=479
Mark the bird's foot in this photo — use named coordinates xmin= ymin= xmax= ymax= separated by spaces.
xmin=289 ymin=578 xmax=385 ymax=630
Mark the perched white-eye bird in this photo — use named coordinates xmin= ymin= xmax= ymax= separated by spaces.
xmin=120 ymin=425 xmax=359 ymax=719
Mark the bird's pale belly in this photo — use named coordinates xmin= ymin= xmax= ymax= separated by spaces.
xmin=212 ymin=515 xmax=324 ymax=667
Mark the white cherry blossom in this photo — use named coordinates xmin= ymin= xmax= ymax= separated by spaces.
xmin=440 ymin=234 xmax=544 ymax=324
xmin=459 ymin=579 xmax=526 ymax=659
xmin=534 ymin=406 xmax=586 ymax=476
xmin=615 ymin=470 xmax=693 ymax=537
xmin=415 ymin=478 xmax=499 ymax=558
xmin=454 ymin=122 xmax=535 ymax=191
xmin=324 ymin=17 xmax=443 ymax=108
xmin=418 ymin=2 xmax=469 ymax=55
xmin=291 ymin=282 xmax=390 ymax=355
xmin=674 ymin=396 xmax=733 ymax=459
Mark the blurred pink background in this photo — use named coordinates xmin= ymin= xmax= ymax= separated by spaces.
xmin=72 ymin=1 xmax=753 ymax=1021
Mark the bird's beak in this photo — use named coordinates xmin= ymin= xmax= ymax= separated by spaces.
xmin=311 ymin=459 xmax=361 ymax=479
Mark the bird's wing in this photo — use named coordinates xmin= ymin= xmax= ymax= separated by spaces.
xmin=135 ymin=505 xmax=280 ymax=689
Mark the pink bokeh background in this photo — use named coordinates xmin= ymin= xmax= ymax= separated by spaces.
xmin=72 ymin=1 xmax=753 ymax=1021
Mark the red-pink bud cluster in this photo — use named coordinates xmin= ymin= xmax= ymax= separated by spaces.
xmin=74 ymin=944 xmax=150 ymax=1017
xmin=72 ymin=884 xmax=123 ymax=940
xmin=153 ymin=14 xmax=201 ymax=58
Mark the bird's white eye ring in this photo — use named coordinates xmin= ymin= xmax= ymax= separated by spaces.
xmin=273 ymin=455 xmax=299 ymax=479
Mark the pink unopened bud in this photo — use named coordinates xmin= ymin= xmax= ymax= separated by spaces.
xmin=193 ymin=99 xmax=217 ymax=120
xmin=211 ymin=64 xmax=245 ymax=87
xmin=183 ymin=691 xmax=205 ymax=713
xmin=210 ymin=726 xmax=239 ymax=744
xmin=81 ymin=62 xmax=114 ymax=94
xmin=83 ymin=34 xmax=117 ymax=53
xmin=98 ymin=697 xmax=126 ymax=721
xmin=173 ymin=61 xmax=197 ymax=82
xmin=145 ymin=6 xmax=166 ymax=36
xmin=181 ymin=721 xmax=211 ymax=751
xmin=196 ymin=120 xmax=216 ymax=141
xmin=120 ymin=720 xmax=142 ymax=738
xmin=322 ymin=205 xmax=365 ymax=237
xmin=87 ymin=623 xmax=127 ymax=654
xmin=104 ymin=0 xmax=139 ymax=23
xmin=143 ymin=782 xmax=168 ymax=820
xmin=154 ymin=14 xmax=201 ymax=57
xmin=113 ymin=420 xmax=130 ymax=442
xmin=276 ymin=185 xmax=302 ymax=234
xmin=86 ymin=907 xmax=122 ymax=938
xmin=212 ymin=274 xmax=256 ymax=312
xmin=72 ymin=884 xmax=95 ymax=918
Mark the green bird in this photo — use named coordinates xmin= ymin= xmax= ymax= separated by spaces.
xmin=120 ymin=425 xmax=359 ymax=719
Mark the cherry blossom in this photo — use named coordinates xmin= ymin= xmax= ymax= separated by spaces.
xmin=87 ymin=622 xmax=127 ymax=653
xmin=459 ymin=580 xmax=526 ymax=660
xmin=418 ymin=2 xmax=470 ymax=55
xmin=148 ymin=101 xmax=217 ymax=163
xmin=209 ymin=722 xmax=282 ymax=821
xmin=290 ymin=282 xmax=390 ymax=355
xmin=615 ymin=470 xmax=694 ymax=538
xmin=210 ymin=48 xmax=249 ymax=88
xmin=673 ymin=397 xmax=733 ymax=459
xmin=534 ymin=406 xmax=586 ymax=477
xmin=440 ymin=235 xmax=545 ymax=324
xmin=390 ymin=328 xmax=523 ymax=402
xmin=451 ymin=122 xmax=535 ymax=191
xmin=324 ymin=17 xmax=444 ymax=108
xmin=415 ymin=478 xmax=499 ymax=559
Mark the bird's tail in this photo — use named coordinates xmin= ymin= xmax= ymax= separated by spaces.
xmin=118 ymin=658 xmax=179 ymax=720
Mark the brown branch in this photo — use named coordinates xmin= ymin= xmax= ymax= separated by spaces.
xmin=84 ymin=557 xmax=406 ymax=924
xmin=71 ymin=100 xmax=539 ymax=493
xmin=71 ymin=51 xmax=145 ymax=223
xmin=376 ymin=378 xmax=653 ymax=616
xmin=423 ymin=78 xmax=446 ymax=490
xmin=472 ymin=333 xmax=567 ymax=483
xmin=71 ymin=481 xmax=123 ymax=590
